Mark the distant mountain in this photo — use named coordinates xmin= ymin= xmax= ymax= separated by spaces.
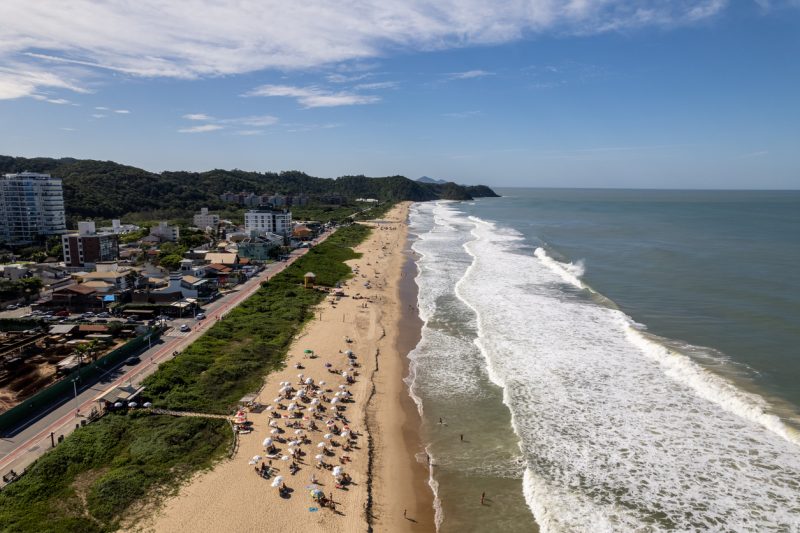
xmin=417 ymin=176 xmax=448 ymax=185
xmin=0 ymin=155 xmax=499 ymax=221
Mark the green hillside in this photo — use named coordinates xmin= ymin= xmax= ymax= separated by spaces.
xmin=0 ymin=156 xmax=499 ymax=221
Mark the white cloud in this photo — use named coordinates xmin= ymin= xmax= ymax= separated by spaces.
xmin=233 ymin=129 xmax=265 ymax=136
xmin=60 ymin=127 xmax=75 ymax=131
xmin=114 ymin=109 xmax=130 ymax=114
xmin=245 ymin=84 xmax=380 ymax=107
xmin=221 ymin=115 xmax=279 ymax=127
xmin=446 ymin=70 xmax=494 ymax=80
xmin=0 ymin=1 xmax=734 ymax=98
xmin=443 ymin=110 xmax=481 ymax=118
xmin=95 ymin=106 xmax=109 ymax=110
xmin=354 ymin=81 xmax=398 ymax=90
xmin=178 ymin=124 xmax=224 ymax=133
xmin=91 ymin=113 xmax=106 ymax=118
xmin=183 ymin=113 xmax=213 ymax=121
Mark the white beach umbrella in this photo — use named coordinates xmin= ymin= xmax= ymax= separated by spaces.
xmin=263 ymin=437 xmax=273 ymax=447
xmin=340 ymin=431 xmax=349 ymax=438
xmin=344 ymin=350 xmax=353 ymax=356
xmin=341 ymin=371 xmax=348 ymax=377
xmin=338 ymin=385 xmax=347 ymax=390
xmin=332 ymin=466 xmax=344 ymax=476
xmin=281 ymin=455 xmax=290 ymax=461
xmin=287 ymin=448 xmax=295 ymax=454
xmin=265 ymin=405 xmax=273 ymax=411
xmin=317 ymin=442 xmax=326 ymax=448
xmin=319 ymin=380 xmax=326 ymax=385
xmin=323 ymin=433 xmax=333 ymax=439
xmin=271 ymin=428 xmax=280 ymax=435
xmin=143 ymin=402 xmax=153 ymax=408
xmin=271 ymin=476 xmax=283 ymax=487
xmin=288 ymin=402 xmax=297 ymax=410
xmin=294 ymin=429 xmax=304 ymax=435
xmin=304 ymin=377 xmax=313 ymax=385
xmin=273 ymin=397 xmax=282 ymax=403
xmin=315 ymin=454 xmax=324 ymax=461
xmin=331 ymin=398 xmax=339 ymax=404
xmin=297 ymin=373 xmax=304 ymax=379
xmin=269 ymin=420 xmax=278 ymax=428
xmin=310 ymin=398 xmax=319 ymax=405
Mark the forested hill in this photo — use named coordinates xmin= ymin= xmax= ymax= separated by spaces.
xmin=0 ymin=156 xmax=499 ymax=220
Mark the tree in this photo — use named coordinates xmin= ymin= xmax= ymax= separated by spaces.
xmin=159 ymin=254 xmax=183 ymax=271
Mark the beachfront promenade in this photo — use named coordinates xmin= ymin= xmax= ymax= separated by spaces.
xmin=0 ymin=234 xmax=330 ymax=487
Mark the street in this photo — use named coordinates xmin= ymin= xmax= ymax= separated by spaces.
xmin=0 ymin=235 xmax=329 ymax=486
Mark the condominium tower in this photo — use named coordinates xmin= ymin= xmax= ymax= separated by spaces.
xmin=0 ymin=172 xmax=66 ymax=245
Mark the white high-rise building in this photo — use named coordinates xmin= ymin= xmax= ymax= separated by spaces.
xmin=244 ymin=209 xmax=292 ymax=236
xmin=0 ymin=172 xmax=66 ymax=245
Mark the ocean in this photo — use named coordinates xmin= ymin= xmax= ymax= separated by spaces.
xmin=406 ymin=189 xmax=800 ymax=532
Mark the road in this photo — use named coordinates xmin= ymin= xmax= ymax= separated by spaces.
xmin=0 ymin=233 xmax=330 ymax=485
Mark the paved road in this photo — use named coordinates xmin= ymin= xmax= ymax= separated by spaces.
xmin=0 ymin=233 xmax=330 ymax=485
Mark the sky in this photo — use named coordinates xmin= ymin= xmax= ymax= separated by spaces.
xmin=0 ymin=1 xmax=798 ymax=189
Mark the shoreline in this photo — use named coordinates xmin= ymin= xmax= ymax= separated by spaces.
xmin=135 ymin=202 xmax=433 ymax=532
xmin=369 ymin=214 xmax=434 ymax=531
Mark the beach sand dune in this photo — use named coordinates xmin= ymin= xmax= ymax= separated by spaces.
xmin=132 ymin=203 xmax=433 ymax=533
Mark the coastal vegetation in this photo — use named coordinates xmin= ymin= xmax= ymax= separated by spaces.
xmin=0 ymin=223 xmax=372 ymax=531
xmin=0 ymin=155 xmax=498 ymax=223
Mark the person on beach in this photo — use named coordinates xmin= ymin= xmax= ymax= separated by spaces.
xmin=460 ymin=434 xmax=463 ymax=441
xmin=481 ymin=492 xmax=485 ymax=505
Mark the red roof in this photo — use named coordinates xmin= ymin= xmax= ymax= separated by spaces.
xmin=207 ymin=263 xmax=233 ymax=273
xmin=58 ymin=284 xmax=97 ymax=295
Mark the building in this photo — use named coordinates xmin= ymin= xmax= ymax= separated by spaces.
xmin=0 ymin=172 xmax=66 ymax=245
xmin=62 ymin=221 xmax=120 ymax=269
xmin=244 ymin=208 xmax=292 ymax=236
xmin=149 ymin=221 xmax=180 ymax=242
xmin=193 ymin=208 xmax=219 ymax=230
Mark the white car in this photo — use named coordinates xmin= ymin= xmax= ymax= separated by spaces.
xmin=196 ymin=313 xmax=206 ymax=320
xmin=180 ymin=324 xmax=191 ymax=332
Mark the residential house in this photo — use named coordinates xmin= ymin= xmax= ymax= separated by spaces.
xmin=149 ymin=221 xmax=180 ymax=242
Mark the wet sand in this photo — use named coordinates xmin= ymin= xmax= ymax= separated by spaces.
xmin=133 ymin=202 xmax=433 ymax=533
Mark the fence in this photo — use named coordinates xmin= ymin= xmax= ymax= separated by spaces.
xmin=0 ymin=328 xmax=161 ymax=435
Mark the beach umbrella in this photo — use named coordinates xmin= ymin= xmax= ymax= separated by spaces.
xmin=311 ymin=488 xmax=324 ymax=499
xmin=332 ymin=466 xmax=344 ymax=476
xmin=331 ymin=398 xmax=339 ymax=404
xmin=287 ymin=448 xmax=295 ymax=454
xmin=271 ymin=476 xmax=283 ymax=487
xmin=310 ymin=398 xmax=319 ymax=405
xmin=273 ymin=397 xmax=282 ymax=403
xmin=338 ymin=385 xmax=347 ymax=390
xmin=271 ymin=428 xmax=280 ymax=434
xmin=315 ymin=454 xmax=324 ymax=461
xmin=128 ymin=402 xmax=138 ymax=408
xmin=114 ymin=402 xmax=123 ymax=408
xmin=294 ymin=429 xmax=304 ymax=435
xmin=288 ymin=403 xmax=297 ymax=410
xmin=304 ymin=377 xmax=313 ymax=385
xmin=281 ymin=455 xmax=290 ymax=461
xmin=269 ymin=420 xmax=278 ymax=428
xmin=323 ymin=433 xmax=333 ymax=439
xmin=319 ymin=380 xmax=326 ymax=385
xmin=263 ymin=437 xmax=273 ymax=447
xmin=297 ymin=373 xmax=304 ymax=379
xmin=340 ymin=431 xmax=349 ymax=438
xmin=344 ymin=350 xmax=353 ymax=356
xmin=317 ymin=442 xmax=326 ymax=448
xmin=266 ymin=405 xmax=273 ymax=411
xmin=143 ymin=402 xmax=152 ymax=408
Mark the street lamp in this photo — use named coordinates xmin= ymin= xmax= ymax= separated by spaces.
xmin=72 ymin=377 xmax=79 ymax=417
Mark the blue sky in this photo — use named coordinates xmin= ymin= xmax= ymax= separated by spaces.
xmin=0 ymin=1 xmax=798 ymax=188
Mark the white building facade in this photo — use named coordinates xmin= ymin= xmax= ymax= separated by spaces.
xmin=150 ymin=221 xmax=180 ymax=242
xmin=0 ymin=172 xmax=66 ymax=245
xmin=193 ymin=207 xmax=219 ymax=229
xmin=244 ymin=209 xmax=292 ymax=236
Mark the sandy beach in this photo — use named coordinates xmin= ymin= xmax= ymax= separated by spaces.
xmin=133 ymin=202 xmax=433 ymax=533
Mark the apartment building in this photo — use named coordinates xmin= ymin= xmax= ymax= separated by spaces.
xmin=0 ymin=172 xmax=66 ymax=245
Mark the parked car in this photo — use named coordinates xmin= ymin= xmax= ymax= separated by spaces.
xmin=180 ymin=324 xmax=191 ymax=332
xmin=97 ymin=312 xmax=111 ymax=318
xmin=196 ymin=313 xmax=206 ymax=320
xmin=125 ymin=356 xmax=140 ymax=365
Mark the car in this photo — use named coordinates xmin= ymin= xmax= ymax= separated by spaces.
xmin=195 ymin=313 xmax=206 ymax=320
xmin=124 ymin=356 xmax=140 ymax=365
xmin=8 ymin=304 xmax=19 ymax=310
xmin=94 ymin=318 xmax=108 ymax=323
xmin=97 ymin=312 xmax=111 ymax=318
xmin=180 ymin=324 xmax=191 ymax=332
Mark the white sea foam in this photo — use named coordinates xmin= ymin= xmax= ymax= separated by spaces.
xmin=449 ymin=206 xmax=800 ymax=532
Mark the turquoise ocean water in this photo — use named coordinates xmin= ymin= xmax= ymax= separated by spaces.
xmin=407 ymin=189 xmax=800 ymax=532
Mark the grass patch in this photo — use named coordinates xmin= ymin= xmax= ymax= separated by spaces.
xmin=0 ymin=414 xmax=230 ymax=533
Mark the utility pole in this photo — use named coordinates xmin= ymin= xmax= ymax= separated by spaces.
xmin=72 ymin=378 xmax=79 ymax=417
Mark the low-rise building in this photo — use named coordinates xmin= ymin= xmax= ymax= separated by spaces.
xmin=149 ymin=221 xmax=180 ymax=242
xmin=62 ymin=221 xmax=120 ymax=269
